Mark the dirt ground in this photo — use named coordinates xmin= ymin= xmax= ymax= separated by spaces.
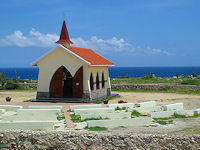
xmin=1 ymin=91 xmax=200 ymax=110
xmin=0 ymin=91 xmax=36 ymax=102
xmin=111 ymin=91 xmax=200 ymax=109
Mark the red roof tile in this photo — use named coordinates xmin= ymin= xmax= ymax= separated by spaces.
xmin=66 ymin=46 xmax=114 ymax=66
xmin=56 ymin=20 xmax=73 ymax=44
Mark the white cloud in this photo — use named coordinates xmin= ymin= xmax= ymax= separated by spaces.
xmin=0 ymin=29 xmax=58 ymax=48
xmin=0 ymin=29 xmax=173 ymax=56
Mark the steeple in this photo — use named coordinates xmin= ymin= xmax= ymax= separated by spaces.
xmin=56 ymin=20 xmax=73 ymax=47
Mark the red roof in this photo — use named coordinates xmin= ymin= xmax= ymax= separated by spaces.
xmin=56 ymin=20 xmax=73 ymax=44
xmin=66 ymin=46 xmax=114 ymax=66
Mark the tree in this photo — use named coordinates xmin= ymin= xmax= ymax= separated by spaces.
xmin=0 ymin=72 xmax=6 ymax=86
xmin=14 ymin=70 xmax=17 ymax=82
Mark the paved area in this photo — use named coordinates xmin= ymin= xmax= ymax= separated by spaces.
xmin=0 ymin=102 xmax=86 ymax=128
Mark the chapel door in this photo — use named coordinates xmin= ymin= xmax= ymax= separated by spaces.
xmin=73 ymin=66 xmax=83 ymax=98
xmin=49 ymin=66 xmax=63 ymax=98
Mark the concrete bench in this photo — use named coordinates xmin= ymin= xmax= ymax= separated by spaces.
xmin=135 ymin=101 xmax=156 ymax=108
xmin=106 ymin=103 xmax=134 ymax=109
xmin=74 ymin=108 xmax=115 ymax=115
xmin=2 ymin=109 xmax=60 ymax=121
xmin=0 ymin=109 xmax=6 ymax=115
xmin=28 ymin=106 xmax=62 ymax=110
xmin=80 ymin=112 xmax=131 ymax=120
xmin=194 ymin=108 xmax=200 ymax=115
xmin=130 ymin=106 xmax=159 ymax=114
xmin=162 ymin=103 xmax=184 ymax=111
xmin=70 ymin=104 xmax=102 ymax=111
xmin=0 ymin=122 xmax=54 ymax=130
xmin=0 ymin=105 xmax=23 ymax=111
xmin=86 ymin=117 xmax=152 ymax=128
xmin=149 ymin=111 xmax=175 ymax=118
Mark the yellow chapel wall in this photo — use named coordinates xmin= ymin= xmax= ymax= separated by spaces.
xmin=36 ymin=47 xmax=111 ymax=100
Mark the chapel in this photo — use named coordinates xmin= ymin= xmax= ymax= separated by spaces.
xmin=32 ymin=20 xmax=114 ymax=103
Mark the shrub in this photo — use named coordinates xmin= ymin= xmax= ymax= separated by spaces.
xmin=5 ymin=80 xmax=23 ymax=90
xmin=158 ymin=87 xmax=171 ymax=91
xmin=85 ymin=126 xmax=107 ymax=131
xmin=181 ymin=79 xmax=200 ymax=85
xmin=143 ymin=72 xmax=154 ymax=79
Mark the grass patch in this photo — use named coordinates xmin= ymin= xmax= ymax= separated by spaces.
xmin=156 ymin=120 xmax=167 ymax=125
xmin=70 ymin=114 xmax=104 ymax=122
xmin=113 ymin=88 xmax=200 ymax=95
xmin=173 ymin=113 xmax=187 ymax=118
xmin=57 ymin=112 xmax=65 ymax=121
xmin=85 ymin=126 xmax=107 ymax=131
xmin=70 ymin=114 xmax=82 ymax=122
xmin=181 ymin=79 xmax=200 ymax=85
xmin=96 ymin=94 xmax=120 ymax=103
xmin=131 ymin=110 xmax=147 ymax=117
xmin=115 ymin=106 xmax=126 ymax=111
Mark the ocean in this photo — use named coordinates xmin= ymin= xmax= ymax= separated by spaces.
xmin=0 ymin=67 xmax=200 ymax=80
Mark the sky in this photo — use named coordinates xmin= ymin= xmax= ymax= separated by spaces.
xmin=0 ymin=0 xmax=200 ymax=67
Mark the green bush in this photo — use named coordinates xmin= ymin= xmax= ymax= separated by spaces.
xmin=181 ymin=79 xmax=200 ymax=85
xmin=5 ymin=80 xmax=23 ymax=90
xmin=143 ymin=72 xmax=154 ymax=79
xmin=158 ymin=87 xmax=171 ymax=91
xmin=85 ymin=126 xmax=107 ymax=131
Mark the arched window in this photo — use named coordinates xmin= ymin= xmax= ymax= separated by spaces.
xmin=90 ymin=73 xmax=94 ymax=90
xmin=96 ymin=73 xmax=100 ymax=89
xmin=102 ymin=73 xmax=105 ymax=88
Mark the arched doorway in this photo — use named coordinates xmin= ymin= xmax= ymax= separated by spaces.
xmin=49 ymin=66 xmax=83 ymax=98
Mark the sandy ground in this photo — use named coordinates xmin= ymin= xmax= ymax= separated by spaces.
xmin=1 ymin=91 xmax=200 ymax=109
xmin=0 ymin=91 xmax=36 ymax=102
xmin=111 ymin=91 xmax=200 ymax=109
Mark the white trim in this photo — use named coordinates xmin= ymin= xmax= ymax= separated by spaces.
xmin=90 ymin=64 xmax=115 ymax=67
xmin=31 ymin=44 xmax=114 ymax=67
xmin=59 ymin=44 xmax=91 ymax=65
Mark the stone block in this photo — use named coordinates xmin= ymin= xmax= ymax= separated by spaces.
xmin=174 ymin=109 xmax=186 ymax=115
xmin=0 ymin=122 xmax=54 ymax=130
xmin=149 ymin=111 xmax=175 ymax=118
xmin=0 ymin=105 xmax=23 ymax=111
xmin=162 ymin=103 xmax=184 ymax=111
xmin=130 ymin=106 xmax=159 ymax=114
xmin=86 ymin=117 xmax=152 ymax=128
xmin=70 ymin=104 xmax=102 ymax=111
xmin=194 ymin=108 xmax=200 ymax=115
xmin=2 ymin=109 xmax=59 ymax=121
xmin=28 ymin=106 xmax=62 ymax=110
xmin=135 ymin=101 xmax=156 ymax=108
xmin=0 ymin=109 xmax=6 ymax=115
xmin=74 ymin=108 xmax=115 ymax=115
xmin=80 ymin=112 xmax=131 ymax=120
xmin=106 ymin=103 xmax=134 ymax=109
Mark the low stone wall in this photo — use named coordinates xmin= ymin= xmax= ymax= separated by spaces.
xmin=112 ymin=84 xmax=200 ymax=91
xmin=0 ymin=131 xmax=199 ymax=149
xmin=19 ymin=83 xmax=37 ymax=89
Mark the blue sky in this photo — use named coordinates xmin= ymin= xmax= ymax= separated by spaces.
xmin=0 ymin=0 xmax=200 ymax=67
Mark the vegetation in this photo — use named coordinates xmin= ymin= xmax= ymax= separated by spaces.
xmin=115 ymin=106 xmax=126 ymax=111
xmin=131 ymin=110 xmax=147 ymax=117
xmin=113 ymin=88 xmax=200 ymax=95
xmin=111 ymin=73 xmax=200 ymax=85
xmin=96 ymin=94 xmax=120 ymax=103
xmin=85 ymin=126 xmax=107 ymax=131
xmin=70 ymin=114 xmax=104 ymax=122
xmin=57 ymin=112 xmax=65 ymax=121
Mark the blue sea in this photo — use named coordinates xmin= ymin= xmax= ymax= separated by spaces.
xmin=0 ymin=67 xmax=200 ymax=80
